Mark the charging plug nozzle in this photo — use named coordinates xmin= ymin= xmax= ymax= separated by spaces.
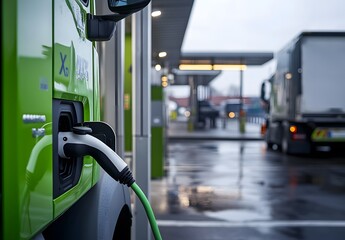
xmin=58 ymin=126 xmax=134 ymax=186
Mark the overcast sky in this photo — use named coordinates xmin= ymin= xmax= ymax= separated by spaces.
xmin=168 ymin=0 xmax=345 ymax=97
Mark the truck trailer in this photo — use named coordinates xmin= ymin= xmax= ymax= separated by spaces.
xmin=1 ymin=0 xmax=151 ymax=239
xmin=262 ymin=32 xmax=345 ymax=154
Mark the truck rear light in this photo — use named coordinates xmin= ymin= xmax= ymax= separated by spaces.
xmin=289 ymin=125 xmax=297 ymax=133
xmin=261 ymin=123 xmax=267 ymax=136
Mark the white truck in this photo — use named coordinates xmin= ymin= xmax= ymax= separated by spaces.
xmin=262 ymin=32 xmax=345 ymax=154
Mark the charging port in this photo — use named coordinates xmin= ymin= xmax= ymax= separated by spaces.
xmin=53 ymin=100 xmax=84 ymax=198
xmin=58 ymin=112 xmax=79 ymax=190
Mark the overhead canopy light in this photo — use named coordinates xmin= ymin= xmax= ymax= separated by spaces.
xmin=179 ymin=64 xmax=213 ymax=71
xmin=158 ymin=52 xmax=167 ymax=58
xmin=213 ymin=64 xmax=247 ymax=71
xmin=155 ymin=64 xmax=162 ymax=71
xmin=151 ymin=10 xmax=162 ymax=17
xmin=179 ymin=64 xmax=247 ymax=71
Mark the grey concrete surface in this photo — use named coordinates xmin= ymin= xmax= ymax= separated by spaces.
xmin=151 ymin=140 xmax=345 ymax=240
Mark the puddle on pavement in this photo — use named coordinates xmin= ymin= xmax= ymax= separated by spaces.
xmin=164 ymin=184 xmax=272 ymax=221
xmin=162 ymin=184 xmax=271 ymax=218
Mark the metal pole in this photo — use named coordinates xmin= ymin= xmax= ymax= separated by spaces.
xmin=188 ymin=76 xmax=194 ymax=131
xmin=114 ymin=20 xmax=125 ymax=158
xmin=132 ymin=4 xmax=151 ymax=240
xmin=189 ymin=76 xmax=198 ymax=130
xmin=240 ymin=68 xmax=243 ymax=109
xmin=239 ymin=68 xmax=245 ymax=133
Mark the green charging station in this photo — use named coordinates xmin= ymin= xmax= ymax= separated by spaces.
xmin=151 ymin=86 xmax=165 ymax=178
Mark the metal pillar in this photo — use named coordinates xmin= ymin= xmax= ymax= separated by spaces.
xmin=132 ymin=4 xmax=151 ymax=240
xmin=114 ymin=21 xmax=125 ymax=158
xmin=188 ymin=76 xmax=198 ymax=131
xmin=239 ymin=68 xmax=245 ymax=133
xmin=239 ymin=68 xmax=243 ymax=109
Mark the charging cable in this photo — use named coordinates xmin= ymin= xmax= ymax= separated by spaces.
xmin=58 ymin=126 xmax=162 ymax=240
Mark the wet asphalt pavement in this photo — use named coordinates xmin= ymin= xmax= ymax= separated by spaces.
xmin=151 ymin=140 xmax=345 ymax=240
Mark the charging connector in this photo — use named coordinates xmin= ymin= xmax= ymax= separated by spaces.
xmin=58 ymin=127 xmax=134 ymax=186
xmin=58 ymin=126 xmax=162 ymax=240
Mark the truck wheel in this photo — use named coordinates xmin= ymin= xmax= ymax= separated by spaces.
xmin=42 ymin=172 xmax=131 ymax=240
xmin=267 ymin=142 xmax=274 ymax=150
xmin=113 ymin=205 xmax=132 ymax=240
xmin=97 ymin=173 xmax=131 ymax=240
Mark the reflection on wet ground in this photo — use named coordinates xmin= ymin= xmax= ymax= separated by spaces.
xmin=151 ymin=141 xmax=345 ymax=240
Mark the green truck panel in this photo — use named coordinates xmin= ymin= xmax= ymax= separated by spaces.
xmin=53 ymin=0 xmax=97 ymax=223
xmin=2 ymin=0 xmax=100 ymax=239
xmin=2 ymin=1 xmax=55 ymax=238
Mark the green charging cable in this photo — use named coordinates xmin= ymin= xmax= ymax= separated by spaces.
xmin=131 ymin=182 xmax=163 ymax=240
